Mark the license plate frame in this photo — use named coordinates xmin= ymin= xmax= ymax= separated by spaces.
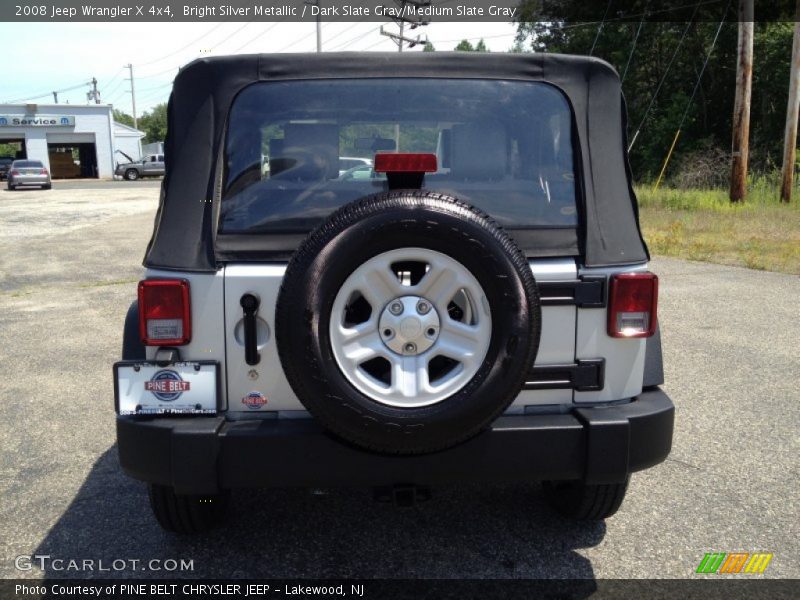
xmin=114 ymin=361 xmax=220 ymax=415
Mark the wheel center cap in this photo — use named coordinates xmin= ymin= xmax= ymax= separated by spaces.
xmin=399 ymin=317 xmax=422 ymax=339
xmin=378 ymin=295 xmax=440 ymax=355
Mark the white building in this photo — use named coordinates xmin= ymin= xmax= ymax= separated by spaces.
xmin=0 ymin=103 xmax=145 ymax=179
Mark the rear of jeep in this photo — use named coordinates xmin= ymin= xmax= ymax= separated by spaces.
xmin=114 ymin=53 xmax=673 ymax=533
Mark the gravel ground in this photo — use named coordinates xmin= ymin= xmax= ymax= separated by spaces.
xmin=0 ymin=183 xmax=797 ymax=582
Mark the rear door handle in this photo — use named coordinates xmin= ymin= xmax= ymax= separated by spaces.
xmin=240 ymin=294 xmax=260 ymax=366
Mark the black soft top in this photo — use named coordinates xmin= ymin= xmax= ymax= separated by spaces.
xmin=144 ymin=52 xmax=648 ymax=271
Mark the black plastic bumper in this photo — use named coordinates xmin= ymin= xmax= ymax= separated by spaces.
xmin=116 ymin=388 xmax=674 ymax=494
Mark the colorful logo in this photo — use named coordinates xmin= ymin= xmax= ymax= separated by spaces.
xmin=696 ymin=552 xmax=773 ymax=574
xmin=144 ymin=370 xmax=190 ymax=401
xmin=242 ymin=391 xmax=267 ymax=409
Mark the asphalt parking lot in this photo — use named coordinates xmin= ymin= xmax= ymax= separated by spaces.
xmin=0 ymin=181 xmax=798 ymax=581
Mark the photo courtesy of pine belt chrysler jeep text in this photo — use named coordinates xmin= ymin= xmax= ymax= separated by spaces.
xmin=113 ymin=52 xmax=674 ymax=533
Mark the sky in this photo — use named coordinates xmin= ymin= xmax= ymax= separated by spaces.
xmin=1 ymin=21 xmax=520 ymax=116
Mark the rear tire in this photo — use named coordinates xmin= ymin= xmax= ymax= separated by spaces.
xmin=6 ymin=183 xmax=15 ymax=191
xmin=148 ymin=484 xmax=229 ymax=533
xmin=276 ymin=190 xmax=541 ymax=455
xmin=42 ymin=184 xmax=51 ymax=190
xmin=542 ymin=477 xmax=629 ymax=520
xmin=125 ymin=169 xmax=139 ymax=181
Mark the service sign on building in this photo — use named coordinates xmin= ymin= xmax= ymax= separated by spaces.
xmin=0 ymin=115 xmax=75 ymax=127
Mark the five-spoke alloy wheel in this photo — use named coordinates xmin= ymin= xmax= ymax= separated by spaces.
xmin=329 ymin=248 xmax=492 ymax=408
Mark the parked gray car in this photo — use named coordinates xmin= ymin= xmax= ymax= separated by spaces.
xmin=6 ymin=159 xmax=51 ymax=190
xmin=115 ymin=154 xmax=165 ymax=180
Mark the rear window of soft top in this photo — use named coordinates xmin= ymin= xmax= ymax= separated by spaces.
xmin=220 ymin=78 xmax=578 ymax=234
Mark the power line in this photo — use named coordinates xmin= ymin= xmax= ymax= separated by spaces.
xmin=103 ymin=76 xmax=128 ymax=100
xmin=211 ymin=21 xmax=253 ymax=50
xmin=553 ymin=0 xmax=722 ymax=31
xmin=135 ymin=23 xmax=256 ymax=79
xmin=322 ymin=20 xmax=370 ymax=49
xmin=652 ymin=0 xmax=732 ymax=191
xmin=425 ymin=31 xmax=516 ymax=45
xmin=677 ymin=0 xmax=732 ymax=128
xmin=137 ymin=64 xmax=181 ymax=80
xmin=136 ymin=80 xmax=175 ymax=94
xmin=589 ymin=0 xmax=613 ymax=56
xmin=361 ymin=34 xmax=392 ymax=51
xmin=101 ymin=67 xmax=125 ymax=91
xmin=328 ymin=22 xmax=379 ymax=51
xmin=621 ymin=3 xmax=649 ymax=82
xmin=274 ymin=26 xmax=319 ymax=53
xmin=136 ymin=22 xmax=228 ymax=67
xmin=229 ymin=20 xmax=286 ymax=53
xmin=4 ymin=80 xmax=92 ymax=104
xmin=628 ymin=6 xmax=701 ymax=152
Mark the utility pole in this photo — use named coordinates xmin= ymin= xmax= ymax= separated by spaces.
xmin=730 ymin=0 xmax=754 ymax=202
xmin=379 ymin=1 xmax=430 ymax=150
xmin=304 ymin=0 xmax=321 ymax=51
xmin=52 ymin=91 xmax=58 ymax=103
xmin=86 ymin=77 xmax=101 ymax=104
xmin=379 ymin=0 xmax=430 ymax=52
xmin=125 ymin=64 xmax=138 ymax=131
xmin=379 ymin=24 xmax=427 ymax=51
xmin=780 ymin=11 xmax=800 ymax=202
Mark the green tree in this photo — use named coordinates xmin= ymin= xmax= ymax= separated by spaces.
xmin=0 ymin=142 xmax=20 ymax=158
xmin=113 ymin=109 xmax=135 ymax=128
xmin=515 ymin=2 xmax=795 ymax=181
xmin=454 ymin=39 xmax=489 ymax=52
xmin=508 ymin=39 xmax=527 ymax=53
xmin=138 ymin=103 xmax=168 ymax=144
xmin=423 ymin=41 xmax=436 ymax=52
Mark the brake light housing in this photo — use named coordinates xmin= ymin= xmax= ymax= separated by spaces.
xmin=374 ymin=153 xmax=438 ymax=173
xmin=607 ymin=272 xmax=658 ymax=338
xmin=138 ymin=279 xmax=191 ymax=345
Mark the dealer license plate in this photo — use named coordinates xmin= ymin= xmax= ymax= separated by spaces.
xmin=114 ymin=361 xmax=218 ymax=415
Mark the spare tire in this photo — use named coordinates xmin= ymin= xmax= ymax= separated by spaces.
xmin=275 ymin=191 xmax=540 ymax=454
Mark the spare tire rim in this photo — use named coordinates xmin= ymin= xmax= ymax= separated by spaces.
xmin=329 ymin=248 xmax=492 ymax=408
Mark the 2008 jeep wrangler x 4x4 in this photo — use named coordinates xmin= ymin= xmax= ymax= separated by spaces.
xmin=114 ymin=52 xmax=673 ymax=533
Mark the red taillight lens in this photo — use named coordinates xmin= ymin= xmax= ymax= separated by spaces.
xmin=374 ymin=153 xmax=438 ymax=173
xmin=10 ymin=170 xmax=19 ymax=176
xmin=40 ymin=169 xmax=47 ymax=175
xmin=138 ymin=279 xmax=191 ymax=345
xmin=607 ymin=272 xmax=658 ymax=338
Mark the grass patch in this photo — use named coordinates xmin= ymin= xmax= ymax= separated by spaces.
xmin=636 ymin=180 xmax=800 ymax=275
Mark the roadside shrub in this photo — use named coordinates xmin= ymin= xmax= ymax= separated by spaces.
xmin=669 ymin=142 xmax=730 ymax=190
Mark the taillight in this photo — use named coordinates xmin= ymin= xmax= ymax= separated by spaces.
xmin=607 ymin=272 xmax=658 ymax=338
xmin=10 ymin=170 xmax=19 ymax=176
xmin=138 ymin=279 xmax=191 ymax=345
xmin=40 ymin=169 xmax=47 ymax=175
xmin=374 ymin=153 xmax=438 ymax=173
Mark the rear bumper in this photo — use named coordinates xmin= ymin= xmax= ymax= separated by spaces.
xmin=117 ymin=388 xmax=674 ymax=494
xmin=10 ymin=176 xmax=49 ymax=185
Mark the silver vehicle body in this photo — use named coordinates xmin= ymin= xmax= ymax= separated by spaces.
xmin=115 ymin=154 xmax=165 ymax=179
xmin=7 ymin=160 xmax=51 ymax=188
xmin=142 ymin=258 xmax=648 ymax=416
